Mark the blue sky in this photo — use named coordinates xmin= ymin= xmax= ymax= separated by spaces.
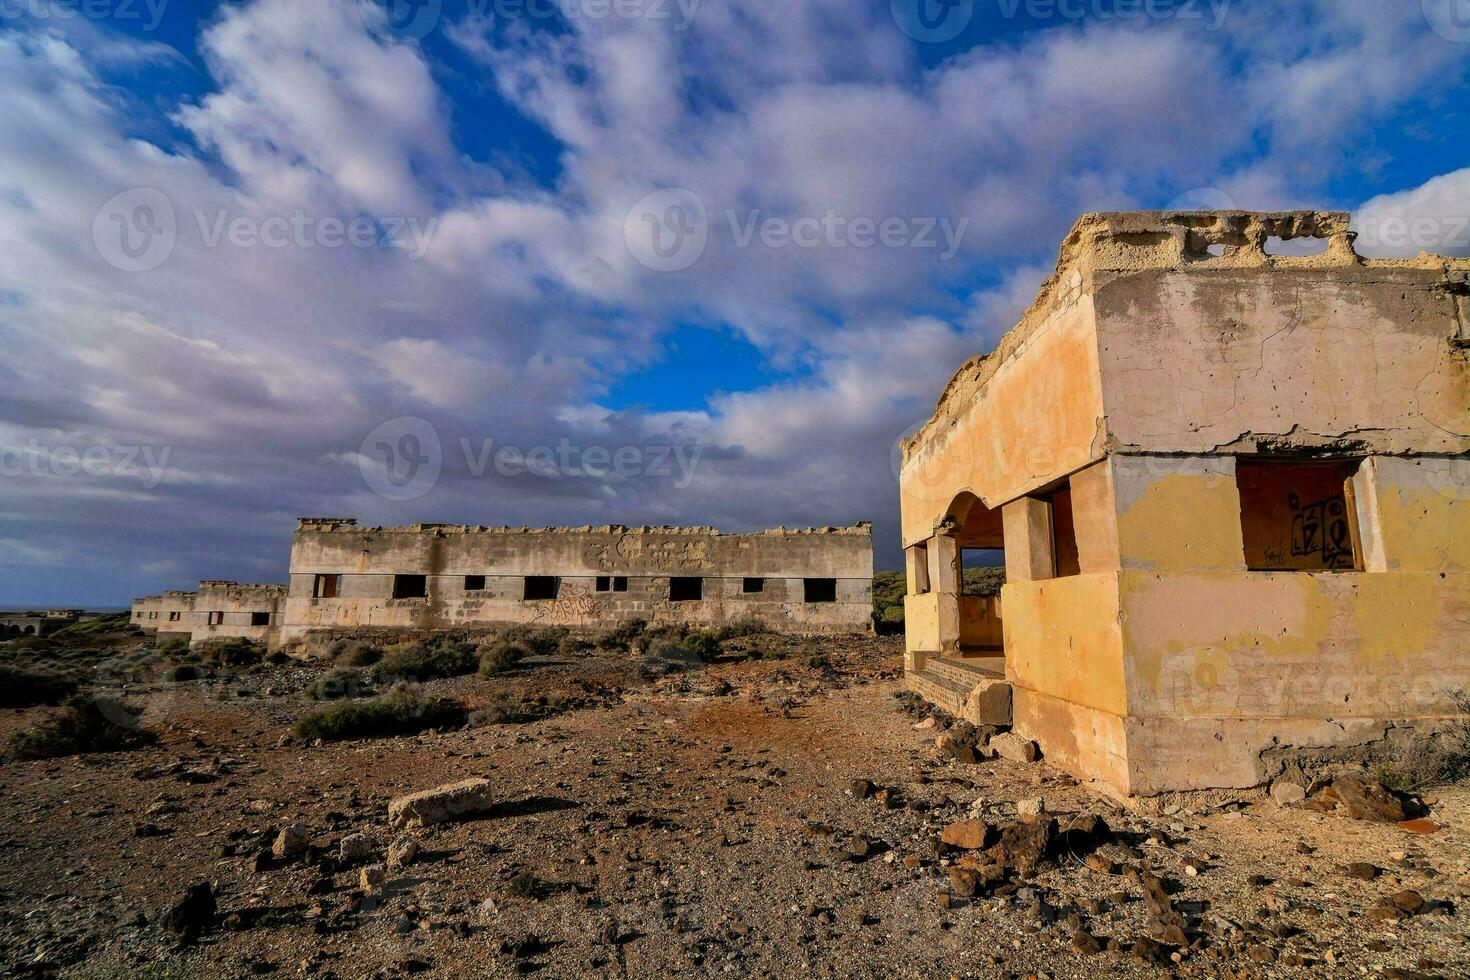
xmin=1 ymin=0 xmax=1468 ymax=605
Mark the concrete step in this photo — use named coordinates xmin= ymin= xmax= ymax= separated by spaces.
xmin=905 ymin=669 xmax=971 ymax=718
xmin=927 ymin=655 xmax=1004 ymax=688
xmin=907 ymin=662 xmax=1013 ymax=727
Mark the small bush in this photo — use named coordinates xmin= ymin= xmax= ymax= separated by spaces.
xmin=292 ymin=688 xmax=465 ymax=742
xmin=0 ymin=664 xmax=78 ymax=708
xmin=596 ymin=619 xmax=647 ymax=652
xmin=6 ymin=694 xmax=156 ymax=759
xmin=684 ymin=630 xmax=723 ymax=662
xmin=478 ymin=641 xmax=528 ymax=677
xmin=162 ymin=663 xmax=204 ymax=682
xmin=374 ymin=638 xmax=478 ymax=682
xmin=330 ymin=640 xmax=384 ymax=667
xmin=498 ymin=625 xmax=567 ymax=659
xmin=469 ymin=690 xmax=540 ymax=725
xmin=156 ymin=638 xmax=190 ymax=656
xmin=1377 ymin=691 xmax=1470 ymax=791
xmin=634 ymin=640 xmax=702 ymax=679
xmin=306 ymin=668 xmax=373 ymax=701
xmin=505 ymin=870 xmax=544 ymax=900
xmin=557 ymin=635 xmax=595 ymax=658
xmin=801 ymin=651 xmax=829 ymax=669
xmin=195 ymin=637 xmax=266 ymax=668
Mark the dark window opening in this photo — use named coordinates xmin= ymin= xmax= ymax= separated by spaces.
xmin=207 ymin=611 xmax=223 ymax=626
xmin=1237 ymin=458 xmax=1360 ymax=571
xmin=168 ymin=611 xmax=181 ymax=622
xmin=1046 ymin=483 xmax=1080 ymax=578
xmin=392 ymin=574 xmax=428 ymax=599
xmin=911 ymin=543 xmax=931 ymax=595
xmin=464 ymin=575 xmax=486 ymax=592
xmin=804 ymin=578 xmax=838 ymax=603
xmin=251 ymin=612 xmax=270 ymax=626
xmin=612 ymin=576 xmax=629 ymax=592
xmin=524 ymin=576 xmax=559 ymax=601
xmin=313 ymin=574 xmax=340 ymax=599
xmin=595 ymin=576 xmax=611 ymax=592
xmin=960 ymin=548 xmax=1006 ymax=596
xmin=742 ymin=577 xmax=765 ymax=594
xmin=669 ymin=577 xmax=703 ymax=601
xmin=149 ymin=611 xmax=158 ymax=619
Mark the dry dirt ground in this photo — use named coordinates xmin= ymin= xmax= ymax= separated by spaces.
xmin=2 ymin=636 xmax=1467 ymax=979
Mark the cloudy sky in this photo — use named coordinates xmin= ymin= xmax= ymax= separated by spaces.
xmin=1 ymin=0 xmax=1468 ymax=606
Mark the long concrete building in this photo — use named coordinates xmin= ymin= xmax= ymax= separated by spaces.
xmin=134 ymin=519 xmax=874 ymax=648
xmin=900 ymin=209 xmax=1469 ymax=796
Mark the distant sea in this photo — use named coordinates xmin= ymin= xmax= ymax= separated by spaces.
xmin=0 ymin=606 xmax=129 ymax=614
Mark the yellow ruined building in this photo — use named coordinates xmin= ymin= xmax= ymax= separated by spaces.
xmin=900 ymin=210 xmax=1470 ymax=797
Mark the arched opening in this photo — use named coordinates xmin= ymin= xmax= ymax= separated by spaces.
xmin=945 ymin=492 xmax=1006 ymax=658
xmin=22 ymin=625 xmax=36 ymax=635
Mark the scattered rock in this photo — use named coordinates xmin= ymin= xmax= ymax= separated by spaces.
xmin=1314 ymin=775 xmax=1408 ymax=823
xmin=1344 ymin=862 xmax=1380 ymax=881
xmin=339 ymin=833 xmax=376 ymax=865
xmin=989 ymin=732 xmax=1040 ymax=764
xmin=1017 ymin=798 xmax=1044 ymax=818
xmin=163 ymin=881 xmax=216 ymax=940
xmin=359 ymin=864 xmax=386 ymax=894
xmin=1071 ymin=929 xmax=1104 ymax=954
xmin=272 ymin=825 xmax=310 ymax=861
xmin=940 ymin=819 xmax=991 ymax=851
xmin=388 ymin=836 xmax=420 ymax=868
xmin=1270 ymin=779 xmax=1307 ymax=806
xmin=389 ymin=778 xmax=496 ymax=828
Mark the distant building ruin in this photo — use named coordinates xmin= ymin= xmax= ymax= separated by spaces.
xmin=134 ymin=519 xmax=874 ymax=648
xmin=901 ymin=210 xmax=1469 ymax=796
xmin=0 ymin=609 xmax=88 ymax=639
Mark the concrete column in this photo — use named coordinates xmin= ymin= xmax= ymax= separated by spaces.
xmin=1348 ymin=457 xmax=1388 ymax=573
xmin=929 ymin=532 xmax=961 ymax=656
xmin=1003 ymin=497 xmax=1055 ymax=582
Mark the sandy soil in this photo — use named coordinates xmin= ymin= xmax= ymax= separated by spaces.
xmin=1 ymin=636 xmax=1466 ymax=979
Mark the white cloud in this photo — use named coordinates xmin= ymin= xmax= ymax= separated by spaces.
xmin=1354 ymin=168 xmax=1470 ymax=259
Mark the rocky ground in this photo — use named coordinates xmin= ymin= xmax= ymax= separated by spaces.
xmin=1 ymin=634 xmax=1467 ymax=979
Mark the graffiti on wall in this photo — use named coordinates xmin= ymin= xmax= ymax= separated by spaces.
xmin=529 ymin=582 xmax=605 ymax=624
xmin=584 ymin=533 xmax=713 ymax=572
xmin=1288 ymin=492 xmax=1355 ymax=569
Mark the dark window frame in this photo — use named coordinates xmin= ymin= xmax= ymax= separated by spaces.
xmin=464 ymin=575 xmax=487 ymax=592
xmin=742 ymin=577 xmax=765 ymax=594
xmin=595 ymin=576 xmax=611 ymax=592
xmin=313 ymin=574 xmax=341 ymax=599
xmin=523 ymin=576 xmax=560 ymax=601
xmin=612 ymin=576 xmax=629 ymax=592
xmin=250 ymin=612 xmax=271 ymax=626
xmin=392 ymin=574 xmax=428 ymax=600
xmin=803 ymin=578 xmax=838 ymax=603
xmin=669 ymin=576 xmax=703 ymax=602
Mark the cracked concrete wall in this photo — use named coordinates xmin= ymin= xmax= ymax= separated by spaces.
xmin=279 ymin=520 xmax=874 ymax=644
xmin=131 ymin=582 xmax=286 ymax=646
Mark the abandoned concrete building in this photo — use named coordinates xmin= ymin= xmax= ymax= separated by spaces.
xmin=132 ymin=582 xmax=287 ymax=645
xmin=134 ymin=519 xmax=874 ymax=647
xmin=0 ymin=609 xmax=88 ymax=639
xmin=900 ymin=210 xmax=1470 ymax=797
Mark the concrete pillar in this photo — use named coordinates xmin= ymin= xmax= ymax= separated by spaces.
xmin=1003 ymin=497 xmax=1055 ymax=582
xmin=929 ymin=532 xmax=961 ymax=656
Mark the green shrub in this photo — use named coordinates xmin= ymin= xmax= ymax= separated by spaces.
xmin=881 ymin=605 xmax=904 ymax=626
xmin=505 ymin=870 xmax=543 ymax=900
xmin=469 ymin=690 xmax=539 ymax=725
xmin=306 ymin=668 xmax=372 ymax=701
xmin=684 ymin=629 xmax=723 ymax=662
xmin=330 ymin=640 xmax=384 ymax=667
xmin=195 ymin=637 xmax=266 ymax=667
xmin=801 ymin=651 xmax=829 ymax=669
xmin=292 ymin=688 xmax=465 ymax=742
xmin=49 ymin=613 xmax=134 ymax=638
xmin=373 ymin=638 xmax=478 ymax=682
xmin=6 ymin=694 xmax=156 ymax=759
xmin=557 ymin=635 xmax=595 ymax=657
xmin=498 ymin=625 xmax=567 ymax=658
xmin=1376 ymin=690 xmax=1470 ymax=791
xmin=156 ymin=638 xmax=190 ymax=656
xmin=0 ymin=664 xmax=79 ymax=707
xmin=478 ymin=641 xmax=527 ymax=677
xmin=596 ymin=619 xmax=647 ymax=652
xmin=162 ymin=663 xmax=204 ymax=682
